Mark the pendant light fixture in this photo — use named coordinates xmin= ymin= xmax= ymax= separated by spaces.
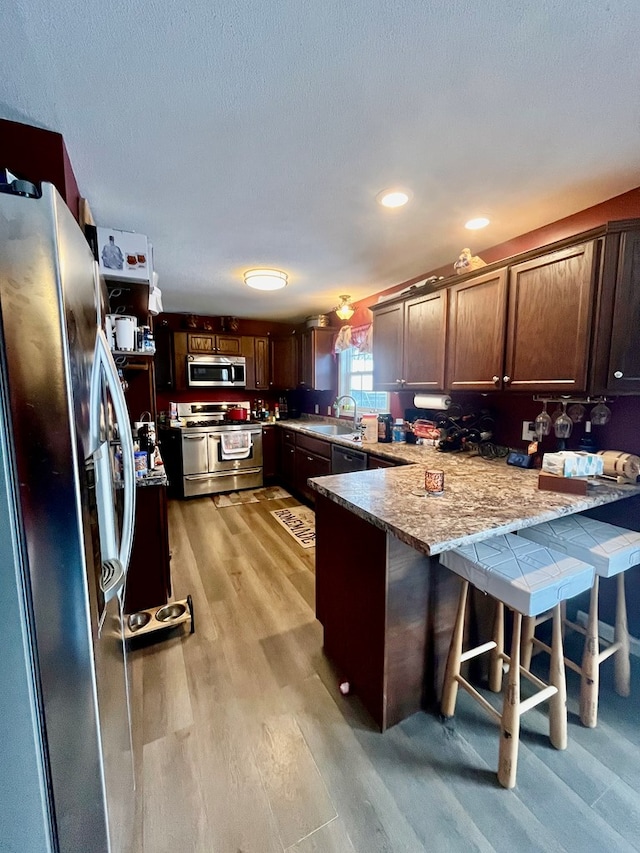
xmin=243 ymin=268 xmax=288 ymax=291
xmin=335 ymin=295 xmax=355 ymax=321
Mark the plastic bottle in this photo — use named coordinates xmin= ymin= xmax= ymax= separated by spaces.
xmin=392 ymin=418 xmax=406 ymax=442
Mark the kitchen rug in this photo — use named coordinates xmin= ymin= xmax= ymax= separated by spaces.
xmin=213 ymin=486 xmax=291 ymax=508
xmin=269 ymin=506 xmax=316 ymax=549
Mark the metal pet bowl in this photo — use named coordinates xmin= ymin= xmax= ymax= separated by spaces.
xmin=155 ymin=603 xmax=187 ymax=622
xmin=127 ymin=612 xmax=152 ymax=632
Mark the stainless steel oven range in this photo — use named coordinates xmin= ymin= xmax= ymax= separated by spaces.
xmin=175 ymin=402 xmax=263 ymax=497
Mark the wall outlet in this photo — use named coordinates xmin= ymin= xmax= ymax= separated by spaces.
xmin=327 ymin=406 xmax=332 ymax=416
xmin=522 ymin=420 xmax=537 ymax=441
xmin=314 ymin=404 xmax=319 ymax=414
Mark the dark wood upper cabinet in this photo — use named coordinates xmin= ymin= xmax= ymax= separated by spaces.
xmin=270 ymin=335 xmax=298 ymax=389
xmin=403 ymin=290 xmax=448 ymax=389
xmin=446 ymin=268 xmax=508 ymax=392
xmin=504 ymin=242 xmax=596 ymax=393
xmin=299 ymin=328 xmax=337 ymax=391
xmin=373 ymin=291 xmax=448 ymax=391
xmin=187 ymin=333 xmax=242 ymax=354
xmin=372 ymin=302 xmax=404 ymax=391
xmin=591 ymin=229 xmax=640 ymax=394
xmin=242 ymin=335 xmax=270 ymax=391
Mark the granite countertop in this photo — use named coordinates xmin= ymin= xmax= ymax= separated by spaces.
xmin=279 ymin=419 xmax=640 ymax=555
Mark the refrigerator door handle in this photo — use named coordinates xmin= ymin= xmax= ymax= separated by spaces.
xmin=90 ymin=329 xmax=136 ymax=573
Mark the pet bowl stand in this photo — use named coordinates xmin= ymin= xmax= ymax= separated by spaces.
xmin=124 ymin=595 xmax=194 ymax=640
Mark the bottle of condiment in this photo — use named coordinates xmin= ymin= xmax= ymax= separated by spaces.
xmin=377 ymin=413 xmax=392 ymax=443
xmin=392 ymin=418 xmax=406 ymax=442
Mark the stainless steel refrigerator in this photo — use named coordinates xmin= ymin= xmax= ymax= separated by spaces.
xmin=0 ymin=183 xmax=137 ymax=852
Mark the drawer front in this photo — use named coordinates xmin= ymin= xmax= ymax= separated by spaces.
xmin=296 ymin=432 xmax=331 ymax=459
xmin=368 ymin=454 xmax=396 ymax=469
xmin=181 ymin=433 xmax=209 ymax=475
xmin=281 ymin=429 xmax=297 ymax=447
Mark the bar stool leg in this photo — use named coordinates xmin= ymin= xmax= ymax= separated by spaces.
xmin=489 ymin=600 xmax=504 ymax=692
xmin=614 ymin=572 xmax=631 ymax=698
xmin=548 ymin=604 xmax=567 ymax=750
xmin=520 ymin=616 xmax=535 ymax=671
xmin=498 ymin=611 xmax=522 ymax=789
xmin=581 ymin=577 xmax=600 ymax=728
xmin=441 ymin=579 xmax=469 ymax=718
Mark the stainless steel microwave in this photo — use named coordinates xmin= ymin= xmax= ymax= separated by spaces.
xmin=186 ymin=354 xmax=246 ymax=387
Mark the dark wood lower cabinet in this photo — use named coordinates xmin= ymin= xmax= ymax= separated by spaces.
xmin=262 ymin=425 xmax=277 ymax=481
xmin=124 ymin=484 xmax=171 ymax=614
xmin=295 ymin=448 xmax=331 ymax=503
xmin=315 ymin=495 xmax=435 ymax=731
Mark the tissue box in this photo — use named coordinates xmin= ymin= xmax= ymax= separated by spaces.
xmin=542 ymin=451 xmax=604 ymax=478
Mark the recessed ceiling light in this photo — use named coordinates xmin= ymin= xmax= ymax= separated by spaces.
xmin=243 ymin=268 xmax=288 ymax=291
xmin=464 ymin=216 xmax=490 ymax=230
xmin=377 ymin=189 xmax=412 ymax=208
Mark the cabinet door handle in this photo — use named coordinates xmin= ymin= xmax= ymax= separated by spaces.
xmin=307 ymin=456 xmax=313 ymax=462
xmin=396 ymin=379 xmax=403 ymax=384
xmin=184 ymin=435 xmax=205 ymax=441
xmin=614 ymin=370 xmax=624 ymax=379
xmin=492 ymin=375 xmax=500 ymax=385
xmin=503 ymin=375 xmax=511 ymax=384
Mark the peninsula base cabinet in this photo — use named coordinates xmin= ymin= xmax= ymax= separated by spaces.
xmin=315 ymin=496 xmax=437 ymax=731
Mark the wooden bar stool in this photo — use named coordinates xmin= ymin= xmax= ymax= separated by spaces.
xmin=518 ymin=515 xmax=640 ymax=727
xmin=440 ymin=533 xmax=594 ymax=789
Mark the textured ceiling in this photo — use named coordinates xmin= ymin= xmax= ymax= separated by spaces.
xmin=2 ymin=1 xmax=640 ymax=320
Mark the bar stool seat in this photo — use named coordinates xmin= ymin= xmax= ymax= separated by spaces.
xmin=518 ymin=515 xmax=640 ymax=727
xmin=440 ymin=533 xmax=594 ymax=789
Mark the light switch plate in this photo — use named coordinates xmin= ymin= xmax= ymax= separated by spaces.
xmin=522 ymin=420 xmax=536 ymax=441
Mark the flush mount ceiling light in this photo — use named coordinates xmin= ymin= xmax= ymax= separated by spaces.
xmin=335 ymin=295 xmax=355 ymax=321
xmin=464 ymin=216 xmax=490 ymax=230
xmin=377 ymin=188 xmax=412 ymax=208
xmin=243 ymin=268 xmax=288 ymax=291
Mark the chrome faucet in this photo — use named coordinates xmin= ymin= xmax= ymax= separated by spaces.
xmin=334 ymin=395 xmax=358 ymax=430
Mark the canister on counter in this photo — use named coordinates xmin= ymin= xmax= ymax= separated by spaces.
xmin=361 ymin=413 xmax=378 ymax=442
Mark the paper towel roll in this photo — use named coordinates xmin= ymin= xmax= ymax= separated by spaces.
xmin=413 ymin=394 xmax=452 ymax=410
xmin=597 ymin=450 xmax=640 ymax=482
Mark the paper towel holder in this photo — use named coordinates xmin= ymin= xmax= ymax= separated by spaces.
xmin=413 ymin=394 xmax=452 ymax=411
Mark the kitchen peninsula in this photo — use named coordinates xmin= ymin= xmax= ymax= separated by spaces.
xmin=307 ymin=445 xmax=640 ymax=731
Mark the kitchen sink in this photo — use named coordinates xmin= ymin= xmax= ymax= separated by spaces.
xmin=305 ymin=423 xmax=358 ymax=437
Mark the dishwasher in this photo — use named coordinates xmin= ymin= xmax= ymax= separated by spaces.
xmin=331 ymin=444 xmax=368 ymax=474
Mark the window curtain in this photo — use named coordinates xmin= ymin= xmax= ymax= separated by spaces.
xmin=333 ymin=323 xmax=372 ymax=355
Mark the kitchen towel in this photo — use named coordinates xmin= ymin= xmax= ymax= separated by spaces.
xmin=414 ymin=394 xmax=452 ymax=410
xmin=220 ymin=431 xmax=251 ymax=460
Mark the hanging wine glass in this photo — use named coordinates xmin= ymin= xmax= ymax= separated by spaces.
xmin=534 ymin=401 xmax=552 ymax=437
xmin=590 ymin=400 xmax=612 ymax=426
xmin=554 ymin=402 xmax=573 ymax=446
xmin=567 ymin=403 xmax=586 ymax=423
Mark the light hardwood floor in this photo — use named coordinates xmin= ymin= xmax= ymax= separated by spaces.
xmin=130 ymin=494 xmax=640 ymax=853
